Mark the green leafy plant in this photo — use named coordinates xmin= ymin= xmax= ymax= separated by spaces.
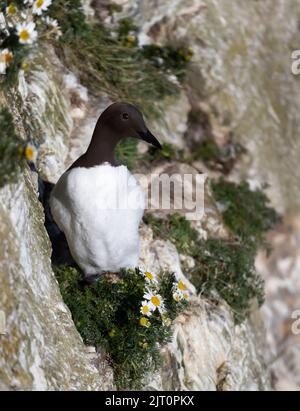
xmin=144 ymin=212 xmax=266 ymax=323
xmin=0 ymin=107 xmax=27 ymax=188
xmin=144 ymin=213 xmax=198 ymax=255
xmin=116 ymin=18 xmax=138 ymax=48
xmin=192 ymin=240 xmax=264 ymax=323
xmin=49 ymin=1 xmax=186 ymax=118
xmin=114 ymin=17 xmax=193 ymax=78
xmin=115 ymin=138 xmax=138 ymax=170
xmin=54 ymin=265 xmax=188 ymax=389
xmin=211 ymin=178 xmax=281 ymax=244
xmin=0 ymin=0 xmax=60 ymax=87
xmin=138 ymin=44 xmax=193 ymax=81
xmin=142 ymin=142 xmax=185 ymax=165
xmin=193 ymin=138 xmax=221 ymax=163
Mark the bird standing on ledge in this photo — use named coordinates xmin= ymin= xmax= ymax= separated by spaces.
xmin=50 ymin=102 xmax=161 ymax=282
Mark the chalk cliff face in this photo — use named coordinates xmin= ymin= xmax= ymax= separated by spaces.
xmin=1 ymin=0 xmax=299 ymax=390
xmin=114 ymin=0 xmax=300 ymax=213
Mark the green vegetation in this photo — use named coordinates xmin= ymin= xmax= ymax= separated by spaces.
xmin=116 ymin=18 xmax=139 ymax=48
xmin=138 ymin=44 xmax=193 ymax=81
xmin=0 ymin=108 xmax=26 ymax=188
xmin=144 ymin=181 xmax=280 ymax=323
xmin=115 ymin=138 xmax=138 ymax=170
xmin=144 ymin=213 xmax=198 ymax=255
xmin=49 ymin=1 xmax=192 ymax=118
xmin=143 ymin=142 xmax=185 ymax=164
xmin=193 ymin=139 xmax=221 ymax=163
xmin=0 ymin=37 xmax=31 ymax=87
xmin=116 ymin=17 xmax=193 ymax=79
xmin=54 ymin=265 xmax=187 ymax=389
xmin=144 ymin=212 xmax=264 ymax=322
xmin=1 ymin=1 xmax=192 ymax=188
xmin=0 ymin=1 xmax=58 ymax=87
xmin=211 ymin=178 xmax=281 ymax=244
xmin=191 ymin=240 xmax=264 ymax=323
xmin=116 ymin=141 xmax=186 ymax=171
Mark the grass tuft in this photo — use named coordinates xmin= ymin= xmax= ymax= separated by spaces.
xmin=49 ymin=1 xmax=187 ymax=118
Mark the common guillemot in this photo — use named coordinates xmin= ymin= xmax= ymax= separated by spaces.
xmin=50 ymin=102 xmax=161 ymax=280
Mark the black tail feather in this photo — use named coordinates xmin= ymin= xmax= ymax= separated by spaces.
xmin=38 ymin=176 xmax=76 ymax=267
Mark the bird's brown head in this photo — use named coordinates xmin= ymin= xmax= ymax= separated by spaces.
xmin=98 ymin=102 xmax=162 ymax=148
xmin=69 ymin=102 xmax=162 ymax=170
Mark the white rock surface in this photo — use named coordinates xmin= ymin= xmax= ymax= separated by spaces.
xmin=0 ymin=170 xmax=114 ymax=390
xmin=256 ymin=213 xmax=300 ymax=391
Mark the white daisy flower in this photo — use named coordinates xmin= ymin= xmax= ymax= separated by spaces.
xmin=173 ymin=279 xmax=189 ymax=301
xmin=144 ymin=289 xmax=165 ymax=314
xmin=41 ymin=16 xmax=62 ymax=38
xmin=32 ymin=0 xmax=52 ymax=15
xmin=17 ymin=21 xmax=38 ymax=44
xmin=142 ymin=270 xmax=157 ymax=284
xmin=177 ymin=280 xmax=187 ymax=292
xmin=0 ymin=49 xmax=13 ymax=74
xmin=161 ymin=315 xmax=171 ymax=327
xmin=173 ymin=291 xmax=182 ymax=302
xmin=25 ymin=143 xmax=38 ymax=163
xmin=140 ymin=300 xmax=153 ymax=317
xmin=42 ymin=16 xmax=58 ymax=27
xmin=6 ymin=3 xmax=17 ymax=16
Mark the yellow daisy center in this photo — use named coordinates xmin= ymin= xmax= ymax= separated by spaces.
xmin=151 ymin=296 xmax=160 ymax=307
xmin=183 ymin=293 xmax=188 ymax=300
xmin=7 ymin=4 xmax=17 ymax=14
xmin=178 ymin=280 xmax=186 ymax=291
xmin=25 ymin=146 xmax=34 ymax=161
xmin=145 ymin=271 xmax=153 ymax=281
xmin=19 ymin=30 xmax=30 ymax=42
xmin=36 ymin=0 xmax=44 ymax=8
xmin=140 ymin=317 xmax=150 ymax=327
xmin=142 ymin=305 xmax=149 ymax=314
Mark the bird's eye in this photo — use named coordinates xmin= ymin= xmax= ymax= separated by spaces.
xmin=122 ymin=113 xmax=129 ymax=120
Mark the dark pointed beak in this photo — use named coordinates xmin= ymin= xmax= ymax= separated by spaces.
xmin=138 ymin=129 xmax=162 ymax=149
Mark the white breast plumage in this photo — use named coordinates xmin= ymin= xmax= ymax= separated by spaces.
xmin=50 ymin=164 xmax=145 ymax=277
